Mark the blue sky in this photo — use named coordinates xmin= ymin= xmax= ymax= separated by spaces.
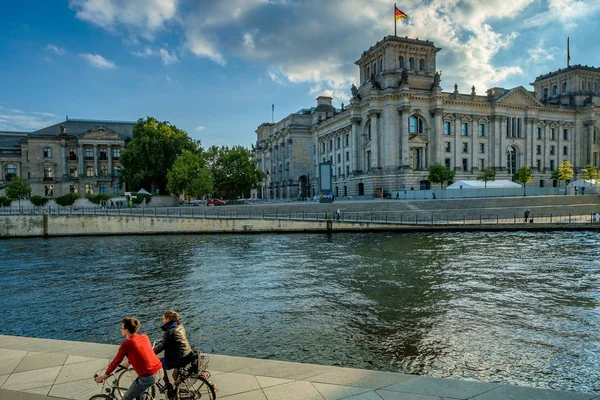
xmin=1 ymin=0 xmax=599 ymax=148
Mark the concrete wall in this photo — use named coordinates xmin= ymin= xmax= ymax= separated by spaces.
xmin=0 ymin=215 xmax=44 ymax=237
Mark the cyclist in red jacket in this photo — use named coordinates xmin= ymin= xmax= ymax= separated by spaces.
xmin=95 ymin=317 xmax=163 ymax=400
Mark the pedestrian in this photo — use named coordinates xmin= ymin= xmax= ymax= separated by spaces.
xmin=582 ymin=186 xmax=586 ymax=195
xmin=335 ymin=209 xmax=341 ymax=221
xmin=524 ymin=209 xmax=530 ymax=222
xmin=432 ymin=192 xmax=436 ymax=199
xmin=95 ymin=317 xmax=162 ymax=400
xmin=575 ymin=186 xmax=578 ymax=195
xmin=396 ymin=192 xmax=399 ymax=200
xmin=595 ymin=213 xmax=600 ymax=223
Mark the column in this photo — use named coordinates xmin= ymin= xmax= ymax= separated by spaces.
xmin=93 ymin=144 xmax=99 ymax=176
xmin=470 ymin=117 xmax=476 ymax=173
xmin=399 ymin=106 xmax=410 ymax=168
xmin=350 ymin=118 xmax=360 ymax=173
xmin=588 ymin=120 xmax=595 ymax=165
xmin=78 ymin=144 xmax=84 ymax=176
xmin=60 ymin=140 xmax=67 ymax=178
xmin=369 ymin=112 xmax=379 ymax=168
xmin=431 ymin=108 xmax=443 ymax=166
xmin=108 ymin=145 xmax=113 ymax=176
xmin=454 ymin=117 xmax=461 ymax=171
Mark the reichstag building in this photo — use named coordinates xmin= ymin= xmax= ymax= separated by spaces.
xmin=254 ymin=35 xmax=600 ymax=200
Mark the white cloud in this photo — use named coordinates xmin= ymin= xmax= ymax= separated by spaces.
xmin=166 ymin=75 xmax=172 ymax=82
xmin=0 ymin=106 xmax=60 ymax=131
xmin=195 ymin=126 xmax=205 ymax=132
xmin=79 ymin=53 xmax=117 ymax=69
xmin=131 ymin=47 xmax=154 ymax=57
xmin=132 ymin=47 xmax=178 ymax=65
xmin=159 ymin=48 xmax=178 ymax=65
xmin=46 ymin=44 xmax=66 ymax=55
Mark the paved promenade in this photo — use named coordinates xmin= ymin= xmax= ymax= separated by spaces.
xmin=1 ymin=335 xmax=597 ymax=400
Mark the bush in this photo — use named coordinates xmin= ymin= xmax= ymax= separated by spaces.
xmin=86 ymin=194 xmax=112 ymax=204
xmin=55 ymin=193 xmax=79 ymax=206
xmin=0 ymin=196 xmax=11 ymax=207
xmin=30 ymin=195 xmax=50 ymax=207
xmin=131 ymin=192 xmax=152 ymax=205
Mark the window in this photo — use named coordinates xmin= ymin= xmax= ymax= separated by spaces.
xmin=337 ymin=137 xmax=341 ymax=148
xmin=537 ymin=127 xmax=543 ymax=139
xmin=43 ymin=147 xmax=52 ymax=158
xmin=399 ymin=56 xmax=404 ymax=69
xmin=69 ymin=166 xmax=78 ymax=177
xmin=479 ymin=143 xmax=485 ymax=153
xmin=461 ymin=123 xmax=469 ymax=136
xmin=85 ymin=148 xmax=93 ymax=159
xmin=366 ymin=151 xmax=371 ymax=170
xmin=478 ymin=159 xmax=484 ymax=170
xmin=444 ymin=158 xmax=451 ymax=168
xmin=478 ymin=124 xmax=485 ymax=137
xmin=562 ymin=82 xmax=567 ymax=93
xmin=536 ymin=160 xmax=541 ymax=170
xmin=69 ymin=148 xmax=77 ymax=160
xmin=368 ymin=125 xmax=371 ymax=140
xmin=113 ymin=183 xmax=120 ymax=194
xmin=113 ymin=148 xmax=120 ymax=159
xmin=543 ymin=88 xmax=548 ymax=98
xmin=345 ymin=135 xmax=349 ymax=146
xmin=444 ymin=142 xmax=451 ymax=152
xmin=113 ymin=168 xmax=120 ymax=177
xmin=462 ymin=159 xmax=468 ymax=171
xmin=330 ymin=156 xmax=333 ymax=164
xmin=86 ymin=166 xmax=94 ymax=177
xmin=444 ymin=121 xmax=451 ymax=135
xmin=337 ymin=154 xmax=341 ymax=163
xmin=346 ymin=151 xmax=349 ymax=161
xmin=563 ymin=146 xmax=568 ymax=156
xmin=409 ymin=57 xmax=414 ymax=69
xmin=321 ymin=143 xmax=325 ymax=153
xmin=536 ymin=145 xmax=541 ymax=155
xmin=552 ymin=85 xmax=558 ymax=95
xmin=563 ymin=129 xmax=568 ymax=140
xmin=378 ymin=57 xmax=383 ymax=74
xmin=550 ymin=146 xmax=555 ymax=155
xmin=100 ymin=165 xmax=108 ymax=176
xmin=70 ymin=184 xmax=78 ymax=194
xmin=99 ymin=148 xmax=107 ymax=160
xmin=346 ymin=165 xmax=349 ymax=176
xmin=337 ymin=167 xmax=341 ymax=177
xmin=329 ymin=140 xmax=332 ymax=151
xmin=419 ymin=59 xmax=425 ymax=71
xmin=44 ymin=185 xmax=54 ymax=196
xmin=550 ymin=160 xmax=555 ymax=171
xmin=462 ymin=143 xmax=468 ymax=153
xmin=551 ymin=128 xmax=556 ymax=140
xmin=43 ymin=166 xmax=54 ymax=179
xmin=99 ymin=183 xmax=108 ymax=194
xmin=5 ymin=163 xmax=16 ymax=181
xmin=409 ymin=116 xmax=424 ymax=133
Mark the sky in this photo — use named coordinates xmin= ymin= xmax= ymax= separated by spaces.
xmin=1 ymin=0 xmax=600 ymax=148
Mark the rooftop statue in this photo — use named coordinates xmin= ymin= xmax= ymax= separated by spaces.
xmin=351 ymin=83 xmax=361 ymax=99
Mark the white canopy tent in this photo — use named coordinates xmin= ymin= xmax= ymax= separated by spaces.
xmin=446 ymin=180 xmax=522 ymax=189
xmin=567 ymin=179 xmax=600 ymax=187
xmin=137 ymin=188 xmax=152 ymax=195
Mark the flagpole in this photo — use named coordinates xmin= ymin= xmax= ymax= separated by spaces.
xmin=567 ymin=37 xmax=570 ymax=67
xmin=394 ymin=3 xmax=397 ymax=36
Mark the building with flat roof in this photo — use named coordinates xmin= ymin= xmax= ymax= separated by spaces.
xmin=254 ymin=35 xmax=600 ymax=200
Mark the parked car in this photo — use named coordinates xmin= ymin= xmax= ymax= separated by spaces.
xmin=190 ymin=199 xmax=205 ymax=206
xmin=206 ymin=198 xmax=226 ymax=206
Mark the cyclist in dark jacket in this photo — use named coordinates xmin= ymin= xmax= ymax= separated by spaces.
xmin=154 ymin=310 xmax=193 ymax=395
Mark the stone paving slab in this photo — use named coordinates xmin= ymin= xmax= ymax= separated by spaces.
xmin=1 ymin=335 xmax=599 ymax=400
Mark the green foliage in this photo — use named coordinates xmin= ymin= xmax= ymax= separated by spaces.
xmin=477 ymin=168 xmax=496 ymax=188
xmin=0 ymin=196 xmax=11 ymax=207
xmin=30 ymin=195 xmax=49 ymax=207
xmin=167 ymin=149 xmax=213 ymax=198
xmin=555 ymin=160 xmax=574 ymax=185
xmin=428 ymin=164 xmax=455 ymax=189
xmin=55 ymin=193 xmax=79 ymax=206
xmin=209 ymin=146 xmax=263 ymax=199
xmin=5 ymin=177 xmax=31 ymax=203
xmin=119 ymin=117 xmax=197 ymax=195
xmin=86 ymin=193 xmax=112 ymax=204
xmin=130 ymin=192 xmax=152 ymax=205
xmin=516 ymin=166 xmax=534 ymax=195
xmin=581 ymin=164 xmax=600 ymax=180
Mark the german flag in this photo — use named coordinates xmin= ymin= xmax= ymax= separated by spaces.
xmin=395 ymin=6 xmax=408 ymax=20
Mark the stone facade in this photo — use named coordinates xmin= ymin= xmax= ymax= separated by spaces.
xmin=254 ymin=35 xmax=600 ymax=199
xmin=0 ymin=119 xmax=134 ymax=197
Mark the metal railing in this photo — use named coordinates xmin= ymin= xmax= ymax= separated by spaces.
xmin=1 ymin=206 xmax=599 ymax=226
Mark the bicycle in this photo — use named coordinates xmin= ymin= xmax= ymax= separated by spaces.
xmin=90 ymin=365 xmax=155 ymax=400
xmin=116 ymin=351 xmax=216 ymax=400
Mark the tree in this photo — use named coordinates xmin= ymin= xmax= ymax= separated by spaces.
xmin=516 ymin=166 xmax=534 ymax=196
xmin=554 ymin=160 xmax=574 ymax=194
xmin=167 ymin=149 xmax=213 ymax=198
xmin=5 ymin=177 xmax=31 ymax=206
xmin=581 ymin=164 xmax=600 ymax=181
xmin=210 ymin=146 xmax=264 ymax=199
xmin=119 ymin=117 xmax=197 ymax=195
xmin=428 ymin=164 xmax=455 ymax=189
xmin=477 ymin=168 xmax=496 ymax=188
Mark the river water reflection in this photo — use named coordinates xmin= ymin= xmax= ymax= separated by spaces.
xmin=2 ymin=231 xmax=600 ymax=392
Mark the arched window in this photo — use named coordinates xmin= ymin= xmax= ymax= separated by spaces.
xmin=409 ymin=57 xmax=414 ymax=70
xmin=562 ymin=82 xmax=567 ymax=93
xmin=399 ymin=56 xmax=404 ymax=69
xmin=543 ymin=88 xmax=548 ymax=98
xmin=409 ymin=116 xmax=424 ymax=133
xmin=5 ymin=164 xmax=16 ymax=181
xmin=372 ymin=62 xmax=377 ymax=75
xmin=366 ymin=66 xmax=370 ymax=80
xmin=367 ymin=124 xmax=372 ymax=140
xmin=552 ymin=85 xmax=558 ymax=95
xmin=419 ymin=59 xmax=425 ymax=71
xmin=379 ymin=57 xmax=383 ymax=74
xmin=506 ymin=145 xmax=518 ymax=175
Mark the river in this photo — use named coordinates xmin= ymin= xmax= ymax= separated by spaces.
xmin=1 ymin=231 xmax=599 ymax=392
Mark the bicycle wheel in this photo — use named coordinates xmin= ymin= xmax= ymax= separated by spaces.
xmin=116 ymin=368 xmax=157 ymax=399
xmin=88 ymin=395 xmax=111 ymax=400
xmin=176 ymin=375 xmax=216 ymax=400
